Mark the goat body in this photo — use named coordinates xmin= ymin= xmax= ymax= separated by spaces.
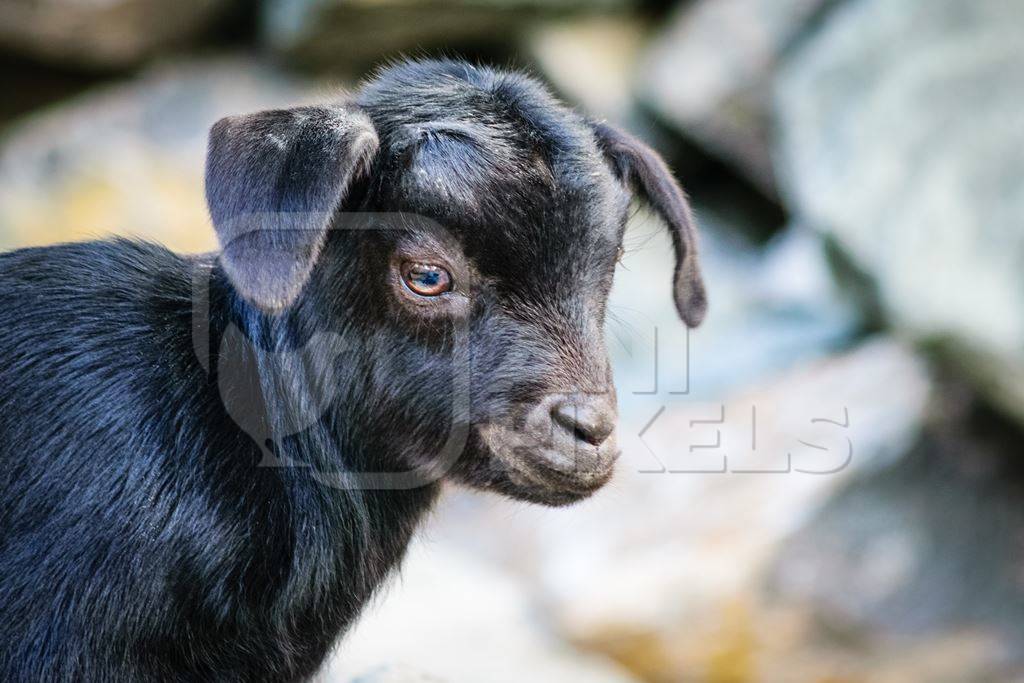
xmin=0 ymin=59 xmax=705 ymax=681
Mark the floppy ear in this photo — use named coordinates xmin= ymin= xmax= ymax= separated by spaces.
xmin=591 ymin=121 xmax=707 ymax=328
xmin=205 ymin=104 xmax=378 ymax=311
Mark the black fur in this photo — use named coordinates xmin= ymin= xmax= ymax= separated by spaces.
xmin=0 ymin=59 xmax=705 ymax=681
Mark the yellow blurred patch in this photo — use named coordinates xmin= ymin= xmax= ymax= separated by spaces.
xmin=4 ymin=160 xmax=216 ymax=254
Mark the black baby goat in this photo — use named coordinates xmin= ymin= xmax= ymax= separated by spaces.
xmin=0 ymin=59 xmax=706 ymax=681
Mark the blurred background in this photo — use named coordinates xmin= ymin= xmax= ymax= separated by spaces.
xmin=1 ymin=1 xmax=1022 ymax=681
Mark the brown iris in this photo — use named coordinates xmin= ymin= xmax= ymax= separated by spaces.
xmin=401 ymin=262 xmax=452 ymax=296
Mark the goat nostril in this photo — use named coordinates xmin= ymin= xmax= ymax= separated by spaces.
xmin=551 ymin=401 xmax=615 ymax=447
xmin=572 ymin=425 xmax=593 ymax=444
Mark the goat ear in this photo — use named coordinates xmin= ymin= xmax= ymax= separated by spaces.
xmin=591 ymin=121 xmax=707 ymax=328
xmin=205 ymin=104 xmax=378 ymax=311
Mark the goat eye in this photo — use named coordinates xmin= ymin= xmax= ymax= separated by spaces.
xmin=401 ymin=262 xmax=452 ymax=296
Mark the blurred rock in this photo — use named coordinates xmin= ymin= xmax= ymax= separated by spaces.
xmin=775 ymin=0 xmax=1024 ymax=427
xmin=324 ymin=543 xmax=641 ymax=683
xmin=432 ymin=337 xmax=932 ymax=682
xmin=525 ymin=16 xmax=647 ymax=123
xmin=0 ymin=57 xmax=102 ymax=125
xmin=262 ymin=0 xmax=631 ymax=71
xmin=0 ymin=58 xmax=317 ymax=253
xmin=0 ymin=0 xmax=231 ymax=69
xmin=765 ymin=399 xmax=1024 ymax=681
xmin=341 ymin=664 xmax=445 ymax=683
xmin=607 ymin=205 xmax=862 ymax=406
xmin=638 ymin=0 xmax=832 ymax=196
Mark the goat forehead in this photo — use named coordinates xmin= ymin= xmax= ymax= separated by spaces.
xmin=370 ymin=121 xmax=627 ymax=278
xmin=359 ymin=59 xmax=616 ymax=196
xmin=436 ymin=146 xmax=626 ymax=296
xmin=454 ymin=195 xmax=622 ymax=305
xmin=357 ymin=59 xmax=629 ymax=294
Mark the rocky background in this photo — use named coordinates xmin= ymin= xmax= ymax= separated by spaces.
xmin=1 ymin=1 xmax=1022 ymax=681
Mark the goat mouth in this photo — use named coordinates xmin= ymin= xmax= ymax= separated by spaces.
xmin=475 ymin=423 xmax=619 ymax=506
xmin=511 ymin=448 xmax=615 ymax=490
xmin=503 ymin=459 xmax=616 ymax=507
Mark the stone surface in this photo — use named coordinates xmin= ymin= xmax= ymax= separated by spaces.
xmin=774 ymin=0 xmax=1024 ymax=426
xmin=638 ymin=0 xmax=832 ymax=195
xmin=0 ymin=59 xmax=316 ymax=254
xmin=431 ymin=337 xmax=933 ymax=682
xmin=0 ymin=0 xmax=231 ymax=69
xmin=262 ymin=0 xmax=630 ymax=70
xmin=324 ymin=543 xmax=640 ymax=683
